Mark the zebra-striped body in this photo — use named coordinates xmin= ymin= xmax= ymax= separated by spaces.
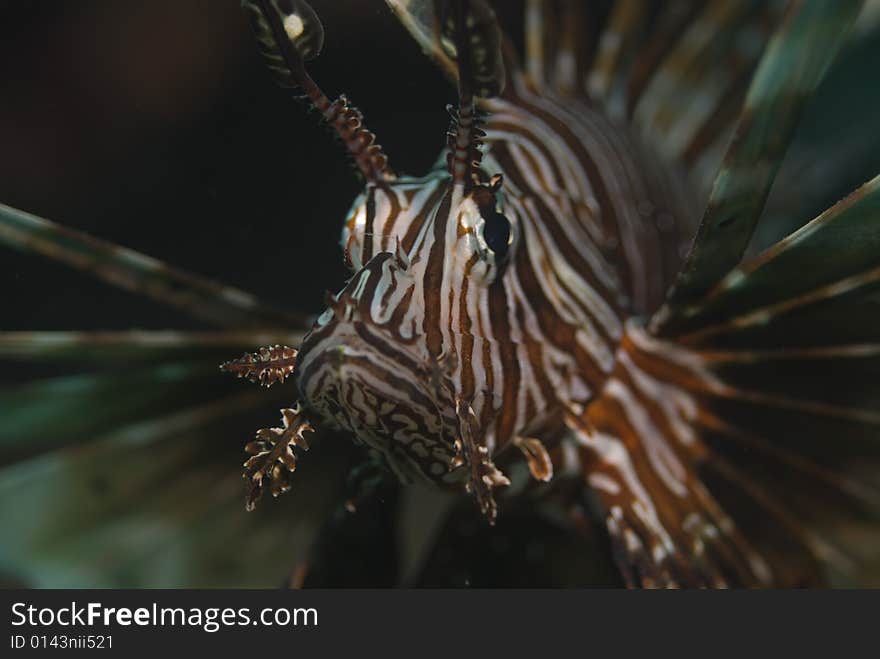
xmin=295 ymin=69 xmax=696 ymax=491
xmin=225 ymin=0 xmax=880 ymax=586
xmin=1 ymin=0 xmax=878 ymax=589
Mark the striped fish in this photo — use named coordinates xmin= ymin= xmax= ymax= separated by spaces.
xmin=216 ymin=0 xmax=880 ymax=587
xmin=1 ymin=1 xmax=878 ymax=588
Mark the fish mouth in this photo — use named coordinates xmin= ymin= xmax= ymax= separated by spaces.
xmin=294 ymin=316 xmax=461 ymax=483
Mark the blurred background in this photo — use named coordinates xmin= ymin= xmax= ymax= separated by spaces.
xmin=0 ymin=0 xmax=622 ymax=588
xmin=0 ymin=0 xmax=452 ymax=331
xmin=1 ymin=0 xmax=879 ymax=587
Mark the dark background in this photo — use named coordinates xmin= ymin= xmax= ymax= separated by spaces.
xmin=2 ymin=1 xmax=879 ymax=588
xmin=4 ymin=0 xmax=880 ymax=335
xmin=0 ymin=0 xmax=454 ymax=335
xmin=0 ymin=0 xmax=623 ymax=588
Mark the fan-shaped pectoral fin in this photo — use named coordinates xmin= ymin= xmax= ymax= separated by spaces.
xmin=565 ymin=403 xmax=773 ymax=588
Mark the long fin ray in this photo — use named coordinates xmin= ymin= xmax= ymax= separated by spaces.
xmin=0 ymin=203 xmax=308 ymax=329
xmin=0 ymin=363 xmax=217 ymax=462
xmin=657 ymin=1 xmax=863 ymax=320
xmin=0 ymin=330 xmax=307 ymax=365
xmin=666 ymin=174 xmax=880 ymax=337
xmin=0 ymin=386 xmax=344 ymax=587
xmin=698 ymin=412 xmax=880 ymax=513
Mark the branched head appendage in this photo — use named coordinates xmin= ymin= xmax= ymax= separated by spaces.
xmin=220 ymin=345 xmax=311 ymax=510
xmin=243 ymin=405 xmax=314 ymax=511
xmin=220 ymin=344 xmax=298 ymax=387
xmin=242 ymin=0 xmax=393 ymax=183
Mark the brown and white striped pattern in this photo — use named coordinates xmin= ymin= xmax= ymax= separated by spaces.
xmin=293 ymin=56 xmax=699 ymax=504
xmin=273 ymin=1 xmax=875 ymax=587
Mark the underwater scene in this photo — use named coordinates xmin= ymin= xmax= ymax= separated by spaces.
xmin=2 ymin=0 xmax=880 ymax=588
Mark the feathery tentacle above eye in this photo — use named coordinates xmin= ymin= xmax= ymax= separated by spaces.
xmin=242 ymin=0 xmax=394 ymax=183
xmin=383 ymin=0 xmax=505 ymax=186
xmin=441 ymin=0 xmax=505 ymax=187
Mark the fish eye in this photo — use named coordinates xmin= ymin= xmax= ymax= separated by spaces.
xmin=481 ymin=209 xmax=511 ymax=261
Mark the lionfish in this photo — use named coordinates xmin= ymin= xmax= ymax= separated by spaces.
xmin=2 ymin=0 xmax=879 ymax=588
